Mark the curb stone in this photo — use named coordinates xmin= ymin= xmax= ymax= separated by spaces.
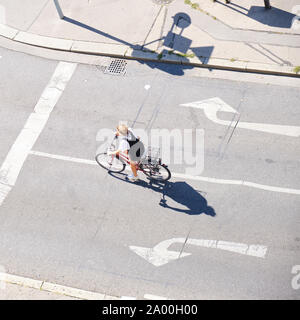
xmin=15 ymin=31 xmax=73 ymax=51
xmin=71 ymin=41 xmax=129 ymax=57
xmin=0 ymin=272 xmax=121 ymax=300
xmin=0 ymin=272 xmax=169 ymax=300
xmin=0 ymin=23 xmax=299 ymax=78
xmin=0 ymin=24 xmax=18 ymax=39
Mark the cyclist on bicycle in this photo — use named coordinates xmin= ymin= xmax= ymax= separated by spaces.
xmin=108 ymin=124 xmax=144 ymax=182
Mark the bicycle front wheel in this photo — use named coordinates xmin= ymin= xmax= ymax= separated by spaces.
xmin=141 ymin=164 xmax=171 ymax=181
xmin=95 ymin=153 xmax=126 ymax=173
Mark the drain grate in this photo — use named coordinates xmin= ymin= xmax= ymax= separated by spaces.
xmin=104 ymin=59 xmax=127 ymax=76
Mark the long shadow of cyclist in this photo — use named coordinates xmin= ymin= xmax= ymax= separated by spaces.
xmin=108 ymin=172 xmax=216 ymax=217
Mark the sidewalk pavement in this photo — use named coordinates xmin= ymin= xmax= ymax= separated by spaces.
xmin=0 ymin=282 xmax=80 ymax=300
xmin=0 ymin=0 xmax=299 ymax=76
xmin=0 ymin=272 xmax=121 ymax=300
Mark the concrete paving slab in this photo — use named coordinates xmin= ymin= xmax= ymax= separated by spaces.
xmin=0 ymin=0 xmax=49 ymax=31
xmin=0 ymin=282 xmax=79 ymax=300
xmin=246 ymin=61 xmax=294 ymax=74
xmin=193 ymin=0 xmax=300 ymax=35
xmin=0 ymin=23 xmax=18 ymax=39
xmin=14 ymin=31 xmax=73 ymax=51
xmin=126 ymin=48 xmax=159 ymax=62
xmin=71 ymin=40 xmax=128 ymax=56
xmin=27 ymin=0 xmax=161 ymax=46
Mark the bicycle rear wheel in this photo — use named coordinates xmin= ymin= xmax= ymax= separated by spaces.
xmin=95 ymin=153 xmax=126 ymax=173
xmin=141 ymin=163 xmax=171 ymax=181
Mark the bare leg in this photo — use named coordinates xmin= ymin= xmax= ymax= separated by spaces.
xmin=130 ymin=161 xmax=138 ymax=177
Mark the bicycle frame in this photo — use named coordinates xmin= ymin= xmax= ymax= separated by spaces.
xmin=98 ymin=134 xmax=171 ymax=181
xmin=109 ymin=136 xmax=141 ymax=170
xmin=109 ymin=135 xmax=167 ymax=173
xmin=114 ymin=152 xmax=145 ymax=172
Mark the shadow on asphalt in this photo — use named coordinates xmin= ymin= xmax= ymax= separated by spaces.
xmin=134 ymin=58 xmax=194 ymax=76
xmin=108 ymin=171 xmax=216 ymax=217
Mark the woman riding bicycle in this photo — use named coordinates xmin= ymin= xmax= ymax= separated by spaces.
xmin=108 ymin=124 xmax=144 ymax=182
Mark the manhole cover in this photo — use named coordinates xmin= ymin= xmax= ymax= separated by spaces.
xmin=152 ymin=0 xmax=175 ymax=5
xmin=104 ymin=59 xmax=127 ymax=76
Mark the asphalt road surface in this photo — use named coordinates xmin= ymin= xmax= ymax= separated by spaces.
xmin=0 ymin=46 xmax=299 ymax=300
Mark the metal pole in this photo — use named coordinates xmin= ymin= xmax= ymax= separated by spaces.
xmin=264 ymin=0 xmax=271 ymax=9
xmin=53 ymin=0 xmax=64 ymax=19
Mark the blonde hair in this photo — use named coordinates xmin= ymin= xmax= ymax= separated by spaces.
xmin=117 ymin=124 xmax=128 ymax=136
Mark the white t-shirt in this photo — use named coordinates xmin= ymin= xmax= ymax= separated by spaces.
xmin=118 ymin=128 xmax=138 ymax=152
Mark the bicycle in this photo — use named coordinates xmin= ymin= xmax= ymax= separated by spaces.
xmin=95 ymin=136 xmax=171 ymax=181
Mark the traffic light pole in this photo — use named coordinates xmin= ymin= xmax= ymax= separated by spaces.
xmin=264 ymin=0 xmax=271 ymax=9
xmin=53 ymin=0 xmax=64 ymax=19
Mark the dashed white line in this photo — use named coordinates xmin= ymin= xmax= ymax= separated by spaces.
xmin=29 ymin=150 xmax=96 ymax=166
xmin=28 ymin=150 xmax=300 ymax=195
xmin=0 ymin=62 xmax=77 ymax=206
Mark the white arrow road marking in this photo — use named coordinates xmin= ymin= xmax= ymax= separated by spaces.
xmin=130 ymin=238 xmax=268 ymax=267
xmin=180 ymin=97 xmax=300 ymax=137
xmin=130 ymin=240 xmax=191 ymax=267
xmin=0 ymin=62 xmax=77 ymax=206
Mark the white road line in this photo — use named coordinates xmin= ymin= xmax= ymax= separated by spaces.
xmin=29 ymin=150 xmax=97 ymax=166
xmin=186 ymin=239 xmax=267 ymax=258
xmin=28 ymin=150 xmax=300 ymax=195
xmin=172 ymin=172 xmax=300 ymax=195
xmin=0 ymin=62 xmax=77 ymax=206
